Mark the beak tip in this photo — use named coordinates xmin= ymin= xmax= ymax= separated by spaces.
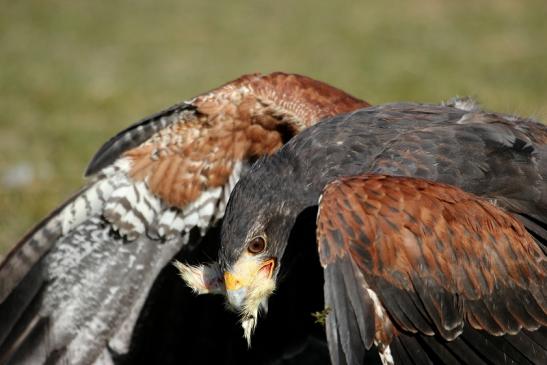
xmin=226 ymin=287 xmax=247 ymax=310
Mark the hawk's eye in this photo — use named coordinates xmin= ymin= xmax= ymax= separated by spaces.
xmin=247 ymin=237 xmax=266 ymax=254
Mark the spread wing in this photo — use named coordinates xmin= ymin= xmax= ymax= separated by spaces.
xmin=317 ymin=175 xmax=547 ymax=365
xmin=0 ymin=72 xmax=369 ymax=364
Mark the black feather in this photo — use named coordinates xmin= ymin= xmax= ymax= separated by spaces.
xmin=390 ymin=336 xmax=417 ymax=365
xmin=324 ymin=263 xmax=364 ymax=365
xmin=460 ymin=327 xmax=539 ymax=365
xmin=521 ymin=327 xmax=547 ymax=351
xmin=85 ymin=102 xmax=193 ymax=176
xmin=374 ymin=277 xmax=435 ymax=335
xmin=466 ymin=300 xmax=504 ymax=334
xmin=0 ymin=258 xmax=45 ymax=349
xmin=415 ymin=335 xmax=461 ymax=365
xmin=324 ymin=266 xmax=347 ymax=365
xmin=340 ymin=260 xmax=375 ymax=349
xmin=392 ymin=334 xmax=434 ymax=365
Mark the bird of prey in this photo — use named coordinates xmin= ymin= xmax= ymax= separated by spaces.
xmin=0 ymin=72 xmax=370 ymax=364
xmin=182 ymin=103 xmax=547 ymax=364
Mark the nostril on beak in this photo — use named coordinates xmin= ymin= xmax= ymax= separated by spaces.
xmin=224 ymin=272 xmax=242 ymax=291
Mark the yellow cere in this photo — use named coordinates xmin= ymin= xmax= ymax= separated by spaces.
xmin=224 ymin=254 xmax=275 ymax=291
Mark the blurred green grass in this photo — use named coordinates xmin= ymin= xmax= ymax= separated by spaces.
xmin=1 ymin=0 xmax=546 ymax=256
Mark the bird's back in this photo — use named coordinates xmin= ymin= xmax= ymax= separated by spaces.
xmin=274 ymin=103 xmax=547 ymax=231
xmin=225 ymin=101 xmax=547 ymax=365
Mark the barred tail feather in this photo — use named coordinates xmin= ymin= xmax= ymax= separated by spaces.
xmin=0 ymin=186 xmax=88 ymax=304
xmin=0 ymin=214 xmax=187 ymax=364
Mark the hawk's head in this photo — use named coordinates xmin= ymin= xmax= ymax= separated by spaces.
xmin=176 ymin=153 xmax=306 ymax=345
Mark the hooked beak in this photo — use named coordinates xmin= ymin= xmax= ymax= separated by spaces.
xmin=224 ymin=258 xmax=275 ymax=309
xmin=224 ymin=272 xmax=249 ymax=310
xmin=223 ymin=257 xmax=276 ymax=346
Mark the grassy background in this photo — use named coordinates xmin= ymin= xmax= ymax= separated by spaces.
xmin=1 ymin=0 xmax=546 ymax=256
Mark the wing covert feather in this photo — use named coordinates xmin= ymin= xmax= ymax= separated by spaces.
xmin=317 ymin=174 xmax=546 ymax=364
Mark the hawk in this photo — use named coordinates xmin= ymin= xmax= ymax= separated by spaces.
xmin=185 ymin=103 xmax=547 ymax=364
xmin=0 ymin=72 xmax=369 ymax=364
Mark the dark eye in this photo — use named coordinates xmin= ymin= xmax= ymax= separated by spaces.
xmin=247 ymin=237 xmax=266 ymax=254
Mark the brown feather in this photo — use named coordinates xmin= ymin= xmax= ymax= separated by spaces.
xmin=317 ymin=174 xmax=546 ymax=348
xmin=125 ymin=72 xmax=370 ymax=207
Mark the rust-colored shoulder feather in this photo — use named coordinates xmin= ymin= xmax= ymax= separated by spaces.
xmin=123 ymin=72 xmax=369 ymax=208
xmin=317 ymin=174 xmax=546 ymax=364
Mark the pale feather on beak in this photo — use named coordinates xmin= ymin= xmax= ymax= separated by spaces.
xmin=223 ymin=255 xmax=276 ymax=346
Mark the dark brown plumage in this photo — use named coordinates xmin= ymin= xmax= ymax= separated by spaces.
xmin=318 ymin=175 xmax=546 ymax=364
xmin=216 ymin=102 xmax=547 ymax=365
